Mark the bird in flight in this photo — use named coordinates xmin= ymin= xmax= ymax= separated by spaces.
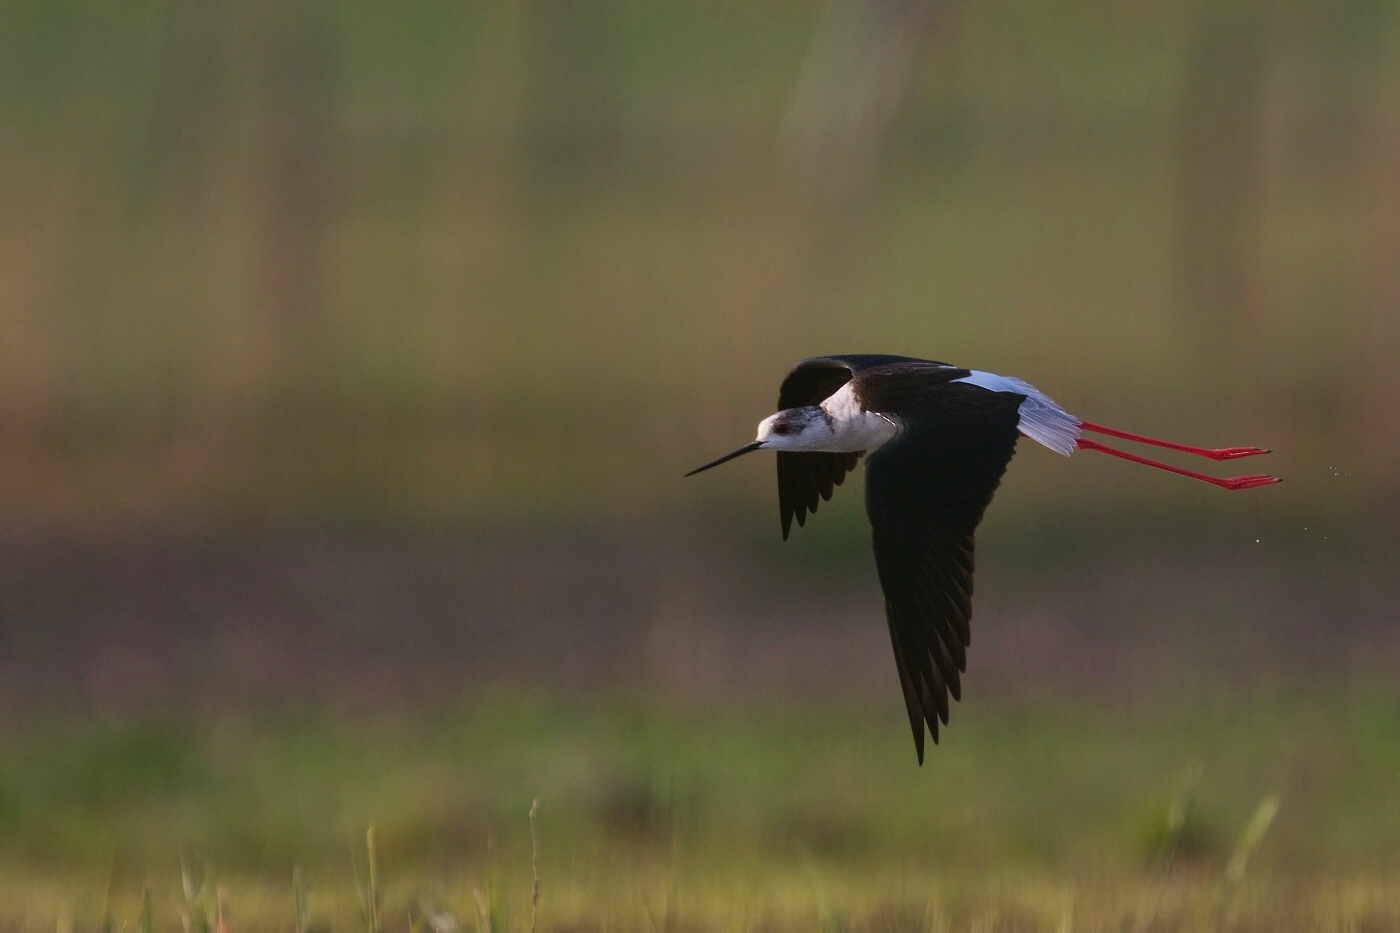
xmin=685 ymin=355 xmax=1280 ymax=763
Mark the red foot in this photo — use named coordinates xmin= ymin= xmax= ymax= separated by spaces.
xmin=1215 ymin=474 xmax=1283 ymax=491
xmin=1204 ymin=446 xmax=1272 ymax=461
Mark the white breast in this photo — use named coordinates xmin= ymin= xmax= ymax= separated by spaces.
xmin=953 ymin=371 xmax=1082 ymax=456
xmin=819 ymin=382 xmax=899 ymax=452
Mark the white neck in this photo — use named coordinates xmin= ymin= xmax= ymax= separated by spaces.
xmin=817 ymin=383 xmax=898 ymax=452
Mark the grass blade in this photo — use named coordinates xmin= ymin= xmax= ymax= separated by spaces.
xmin=529 ymin=798 xmax=541 ymax=933
xmin=139 ymin=884 xmax=153 ymax=933
xmin=1139 ymin=762 xmax=1202 ymax=932
xmin=1214 ymin=794 xmax=1282 ymax=931
xmin=367 ymin=825 xmax=381 ymax=933
xmin=293 ymin=866 xmax=311 ymax=933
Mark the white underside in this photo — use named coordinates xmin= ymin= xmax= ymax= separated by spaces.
xmin=953 ymin=371 xmax=1081 ymax=456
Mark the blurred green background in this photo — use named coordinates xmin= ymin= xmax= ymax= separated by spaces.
xmin=2 ymin=0 xmax=1400 ymax=928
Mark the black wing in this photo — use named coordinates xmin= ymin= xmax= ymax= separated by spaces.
xmin=861 ymin=379 xmax=1023 ymax=764
xmin=775 ymin=355 xmax=950 ymax=539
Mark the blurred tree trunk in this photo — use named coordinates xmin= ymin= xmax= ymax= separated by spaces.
xmin=256 ymin=1 xmax=339 ymax=390
xmin=778 ymin=0 xmax=943 ymax=343
xmin=142 ymin=0 xmax=230 ymax=216
xmin=1174 ymin=0 xmax=1273 ymax=372
xmin=782 ymin=0 xmax=940 ymax=205
xmin=124 ymin=0 xmax=234 ymax=444
xmin=521 ymin=0 xmax=622 ymax=192
xmin=1358 ymin=33 xmax=1400 ymax=507
xmin=1362 ymin=108 xmax=1400 ymax=503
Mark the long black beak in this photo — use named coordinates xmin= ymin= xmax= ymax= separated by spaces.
xmin=684 ymin=441 xmax=763 ymax=477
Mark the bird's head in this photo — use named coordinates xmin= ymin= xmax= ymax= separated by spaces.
xmin=756 ymin=407 xmax=833 ymax=450
xmin=685 ymin=407 xmax=833 ymax=475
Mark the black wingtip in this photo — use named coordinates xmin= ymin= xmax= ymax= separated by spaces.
xmin=913 ymin=725 xmax=942 ymax=765
xmin=914 ymin=720 xmax=934 ymax=765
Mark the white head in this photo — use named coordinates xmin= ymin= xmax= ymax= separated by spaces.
xmin=754 ymin=406 xmax=836 ymax=451
xmin=684 ymin=407 xmax=835 ymax=476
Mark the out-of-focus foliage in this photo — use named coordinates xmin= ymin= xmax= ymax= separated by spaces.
xmin=1 ymin=693 xmax=1399 ymax=929
xmin=1 ymin=0 xmax=1397 ymax=532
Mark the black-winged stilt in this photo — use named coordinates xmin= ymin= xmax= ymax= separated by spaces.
xmin=685 ymin=354 xmax=1280 ymax=763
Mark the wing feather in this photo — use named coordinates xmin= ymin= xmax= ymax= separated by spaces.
xmin=884 ymin=608 xmax=930 ymax=759
xmin=863 ymin=381 xmax=1023 ymax=763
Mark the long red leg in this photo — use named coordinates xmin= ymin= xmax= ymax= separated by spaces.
xmin=1077 ymin=420 xmax=1270 ymax=461
xmin=1075 ymin=438 xmax=1281 ymax=490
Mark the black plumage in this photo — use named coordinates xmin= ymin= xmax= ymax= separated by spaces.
xmin=776 ymin=356 xmax=1021 ymax=762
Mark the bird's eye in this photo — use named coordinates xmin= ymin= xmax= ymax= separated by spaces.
xmin=773 ymin=423 xmax=791 ymax=436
